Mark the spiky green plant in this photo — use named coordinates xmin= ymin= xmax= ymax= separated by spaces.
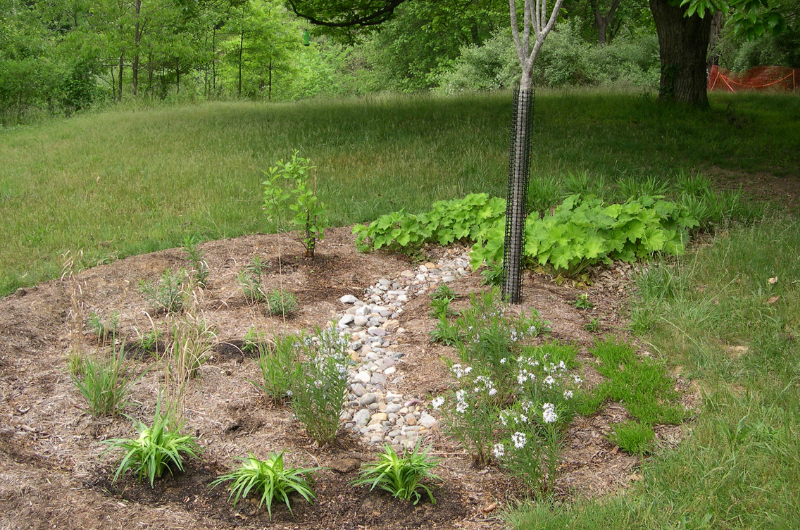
xmin=102 ymin=399 xmax=202 ymax=487
xmin=352 ymin=441 xmax=441 ymax=505
xmin=211 ymin=452 xmax=320 ymax=519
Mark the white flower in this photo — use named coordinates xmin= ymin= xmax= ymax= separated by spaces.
xmin=543 ymin=403 xmax=558 ymax=424
xmin=431 ymin=396 xmax=444 ymax=410
xmin=573 ymin=375 xmax=583 ymax=384
xmin=286 ymin=389 xmax=293 ymax=396
xmin=517 ymin=372 xmax=528 ymax=385
xmin=512 ymin=432 xmax=527 ymax=449
xmin=499 ymin=411 xmax=510 ymax=426
xmin=456 ymin=401 xmax=468 ymax=414
xmin=544 ymin=375 xmax=555 ymax=387
xmin=563 ymin=390 xmax=574 ymax=400
xmin=500 ymin=358 xmax=507 ymax=364
xmin=489 ymin=388 xmax=498 ymax=396
xmin=520 ymin=400 xmax=533 ymax=412
xmin=493 ymin=443 xmax=505 ymax=458
xmin=456 ymin=390 xmax=466 ymax=403
xmin=558 ymin=360 xmax=567 ymax=371
xmin=519 ymin=414 xmax=528 ymax=423
xmin=464 ymin=366 xmax=473 ymax=375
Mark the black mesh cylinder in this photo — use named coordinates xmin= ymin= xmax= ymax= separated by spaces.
xmin=501 ymin=88 xmax=534 ymax=304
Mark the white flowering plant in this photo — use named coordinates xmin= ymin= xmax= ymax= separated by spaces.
xmin=289 ymin=326 xmax=351 ymax=445
xmin=435 ymin=363 xmax=501 ymax=466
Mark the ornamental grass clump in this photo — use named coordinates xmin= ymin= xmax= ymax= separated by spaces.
xmin=211 ymin=452 xmax=320 ymax=520
xmin=352 ymin=442 xmax=441 ymax=505
xmin=70 ymin=344 xmax=136 ymax=417
xmin=102 ymin=399 xmax=201 ymax=487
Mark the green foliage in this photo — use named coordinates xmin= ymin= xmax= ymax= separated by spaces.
xmin=255 ymin=334 xmax=301 ymax=403
xmin=481 ymin=260 xmax=504 ymax=286
xmin=138 ymin=269 xmax=188 ymax=314
xmin=211 ymin=452 xmax=320 ymax=519
xmin=591 ymin=337 xmax=685 ymax=425
xmin=242 ymin=326 xmax=261 ymax=355
xmin=70 ymin=345 xmax=135 ymax=417
xmin=609 ymin=420 xmax=655 ymax=455
xmin=574 ymin=294 xmax=594 ymax=309
xmin=353 ymin=193 xmax=506 ymax=254
xmin=583 ymin=317 xmax=601 ymax=332
xmin=263 ymin=152 xmax=328 ymax=258
xmin=471 ymin=194 xmax=698 ymax=276
xmin=352 ymin=442 xmax=441 ymax=505
xmin=102 ymin=399 xmax=202 ymax=487
xmin=182 ymin=236 xmax=209 ymax=288
xmin=237 ymin=257 xmax=268 ymax=303
xmin=87 ymin=310 xmax=120 ymax=343
xmin=431 ymin=284 xmax=457 ymax=303
xmin=290 ymin=327 xmax=350 ymax=445
xmin=265 ymin=289 xmax=299 ymax=318
xmin=429 ymin=298 xmax=452 ymax=320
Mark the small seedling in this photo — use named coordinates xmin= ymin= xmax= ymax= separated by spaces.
xmin=352 ymin=441 xmax=441 ymax=505
xmin=87 ymin=310 xmax=119 ymax=343
xmin=242 ymin=326 xmax=261 ymax=354
xmin=431 ymin=284 xmax=457 ymax=302
xmin=211 ymin=452 xmax=320 ymax=520
xmin=255 ymin=334 xmax=301 ymax=402
xmin=138 ymin=269 xmax=188 ymax=313
xmin=182 ymin=235 xmax=209 ymax=287
xmin=238 ymin=257 xmax=269 ymax=303
xmin=574 ymin=293 xmax=593 ymax=309
xmin=429 ymin=298 xmax=452 ymax=320
xmin=265 ymin=289 xmax=299 ymax=317
xmin=583 ymin=317 xmax=601 ymax=332
xmin=102 ymin=399 xmax=202 ymax=487
xmin=138 ymin=328 xmax=163 ymax=355
xmin=481 ymin=261 xmax=504 ymax=286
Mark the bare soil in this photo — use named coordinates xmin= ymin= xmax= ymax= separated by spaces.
xmin=1 ymin=226 xmax=687 ymax=530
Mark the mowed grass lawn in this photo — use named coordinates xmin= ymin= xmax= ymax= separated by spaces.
xmin=1 ymin=90 xmax=799 ymax=295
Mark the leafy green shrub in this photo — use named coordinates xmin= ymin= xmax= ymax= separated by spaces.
xmin=255 ymin=334 xmax=301 ymax=403
xmin=429 ymin=298 xmax=452 ymax=320
xmin=263 ymin=152 xmax=328 ymax=258
xmin=211 ymin=452 xmax=320 ymax=519
xmin=471 ymin=194 xmax=698 ymax=276
xmin=290 ymin=327 xmax=350 ymax=445
xmin=138 ymin=269 xmax=188 ymax=314
xmin=71 ymin=345 xmax=135 ymax=417
xmin=609 ymin=420 xmax=655 ymax=455
xmin=102 ymin=399 xmax=202 ymax=487
xmin=353 ymin=193 xmax=505 ymax=253
xmin=265 ymin=289 xmax=299 ymax=318
xmin=352 ymin=442 xmax=441 ymax=505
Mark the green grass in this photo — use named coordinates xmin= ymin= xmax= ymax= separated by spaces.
xmin=1 ymin=90 xmax=798 ymax=295
xmin=508 ymin=217 xmax=800 ymax=529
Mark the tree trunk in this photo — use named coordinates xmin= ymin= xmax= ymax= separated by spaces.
xmin=590 ymin=0 xmax=622 ymax=46
xmin=707 ymin=10 xmax=723 ymax=71
xmin=238 ymin=29 xmax=244 ymax=97
xmin=118 ymin=53 xmax=124 ymax=101
xmin=268 ymin=59 xmax=272 ymax=100
xmin=649 ymin=0 xmax=712 ymax=106
xmin=132 ymin=0 xmax=141 ymax=96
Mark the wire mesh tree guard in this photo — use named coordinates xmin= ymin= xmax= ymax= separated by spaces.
xmin=501 ymin=88 xmax=533 ymax=304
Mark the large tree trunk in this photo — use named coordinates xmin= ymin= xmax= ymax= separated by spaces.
xmin=649 ymin=0 xmax=712 ymax=106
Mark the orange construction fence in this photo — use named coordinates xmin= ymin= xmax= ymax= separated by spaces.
xmin=708 ymin=65 xmax=799 ymax=92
